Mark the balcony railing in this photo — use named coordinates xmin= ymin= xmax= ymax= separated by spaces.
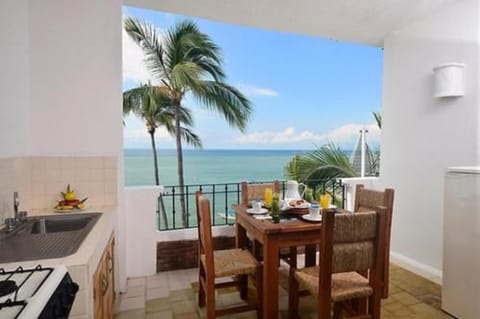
xmin=156 ymin=179 xmax=345 ymax=231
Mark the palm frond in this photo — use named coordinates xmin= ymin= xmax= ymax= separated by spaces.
xmin=176 ymin=105 xmax=195 ymax=126
xmin=162 ymin=20 xmax=224 ymax=83
xmin=170 ymin=62 xmax=203 ymax=91
xmin=123 ymin=84 xmax=150 ymax=116
xmin=180 ymin=127 xmax=202 ymax=148
xmin=192 ymin=81 xmax=252 ymax=132
xmin=285 ymin=144 xmax=357 ymax=183
xmin=124 ymin=17 xmax=168 ymax=83
xmin=373 ymin=111 xmax=382 ymax=129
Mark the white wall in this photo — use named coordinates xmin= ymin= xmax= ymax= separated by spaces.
xmin=26 ymin=0 xmax=127 ymax=290
xmin=0 ymin=0 xmax=126 ymax=290
xmin=28 ymin=0 xmax=123 ymax=156
xmin=124 ymin=187 xmax=160 ymax=278
xmin=381 ymin=0 xmax=479 ymax=275
xmin=124 ymin=186 xmax=234 ymax=278
xmin=0 ymin=0 xmax=31 ymax=157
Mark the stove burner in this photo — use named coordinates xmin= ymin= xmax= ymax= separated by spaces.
xmin=0 ymin=280 xmax=17 ymax=298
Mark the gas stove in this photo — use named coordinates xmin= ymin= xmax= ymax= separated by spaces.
xmin=0 ymin=265 xmax=78 ymax=319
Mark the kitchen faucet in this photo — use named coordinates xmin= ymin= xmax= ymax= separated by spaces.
xmin=13 ymin=191 xmax=20 ymax=219
xmin=3 ymin=192 xmax=27 ymax=232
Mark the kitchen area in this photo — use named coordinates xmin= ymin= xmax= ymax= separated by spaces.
xmin=0 ymin=0 xmax=124 ymax=318
xmin=0 ymin=156 xmax=120 ymax=318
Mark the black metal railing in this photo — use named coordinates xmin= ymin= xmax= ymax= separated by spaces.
xmin=156 ymin=179 xmax=345 ymax=231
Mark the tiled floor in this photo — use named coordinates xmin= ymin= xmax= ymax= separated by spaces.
xmin=115 ymin=260 xmax=454 ymax=319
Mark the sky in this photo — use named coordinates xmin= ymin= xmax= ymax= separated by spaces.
xmin=122 ymin=6 xmax=384 ymax=150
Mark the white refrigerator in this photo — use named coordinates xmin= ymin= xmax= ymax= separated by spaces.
xmin=442 ymin=166 xmax=480 ymax=319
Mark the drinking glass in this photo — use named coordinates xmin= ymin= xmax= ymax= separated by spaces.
xmin=309 ymin=203 xmax=320 ymax=218
xmin=253 ymin=200 xmax=262 ymax=212
xmin=264 ymin=187 xmax=273 ymax=208
xmin=320 ymin=194 xmax=332 ymax=209
xmin=271 ymin=193 xmax=280 ymax=223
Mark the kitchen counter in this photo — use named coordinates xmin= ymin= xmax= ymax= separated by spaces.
xmin=0 ymin=206 xmax=116 ymax=269
xmin=0 ymin=207 xmax=118 ymax=319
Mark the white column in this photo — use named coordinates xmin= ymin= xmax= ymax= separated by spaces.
xmin=125 ymin=186 xmax=163 ymax=277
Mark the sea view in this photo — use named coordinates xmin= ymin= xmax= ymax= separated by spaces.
xmin=124 ymin=149 xmax=311 ymax=186
xmin=125 ymin=148 xmax=352 ymax=229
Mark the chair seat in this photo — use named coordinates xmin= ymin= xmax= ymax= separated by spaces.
xmin=201 ymin=248 xmax=258 ymax=278
xmin=295 ymin=266 xmax=373 ymax=302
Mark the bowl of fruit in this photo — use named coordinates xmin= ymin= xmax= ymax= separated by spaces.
xmin=55 ymin=184 xmax=88 ymax=212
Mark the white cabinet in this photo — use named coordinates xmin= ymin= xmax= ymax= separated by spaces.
xmin=442 ymin=167 xmax=480 ymax=319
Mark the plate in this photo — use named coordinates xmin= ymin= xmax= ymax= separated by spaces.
xmin=302 ymin=214 xmax=322 ymax=222
xmin=281 ymin=200 xmax=311 ymax=211
xmin=253 ymin=215 xmax=272 ymax=220
xmin=246 ymin=208 xmax=269 ymax=215
xmin=54 ymin=207 xmax=85 ymax=213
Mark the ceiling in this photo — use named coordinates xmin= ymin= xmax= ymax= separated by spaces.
xmin=124 ymin=0 xmax=455 ymax=47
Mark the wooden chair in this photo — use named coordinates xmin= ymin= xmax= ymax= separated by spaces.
xmin=241 ymin=181 xmax=278 ymax=258
xmin=354 ymin=184 xmax=394 ymax=298
xmin=288 ymin=208 xmax=387 ymax=319
xmin=240 ymin=181 xmax=298 ymax=267
xmin=240 ymin=181 xmax=280 ymax=205
xmin=195 ymin=191 xmax=263 ymax=319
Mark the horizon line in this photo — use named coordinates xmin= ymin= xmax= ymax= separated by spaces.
xmin=123 ymin=147 xmax=356 ymax=151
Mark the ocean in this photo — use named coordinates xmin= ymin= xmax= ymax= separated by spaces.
xmin=124 ymin=149 xmax=309 ymax=186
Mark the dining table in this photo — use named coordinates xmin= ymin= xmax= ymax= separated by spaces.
xmin=233 ymin=204 xmax=336 ymax=319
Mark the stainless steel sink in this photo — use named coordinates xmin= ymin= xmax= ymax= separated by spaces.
xmin=0 ymin=212 xmax=101 ymax=263
xmin=31 ymin=215 xmax=93 ymax=234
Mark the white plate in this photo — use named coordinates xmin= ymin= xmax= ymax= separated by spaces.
xmin=253 ymin=215 xmax=272 ymax=220
xmin=246 ymin=208 xmax=269 ymax=215
xmin=281 ymin=201 xmax=311 ymax=211
xmin=302 ymin=214 xmax=322 ymax=222
xmin=53 ymin=207 xmax=85 ymax=213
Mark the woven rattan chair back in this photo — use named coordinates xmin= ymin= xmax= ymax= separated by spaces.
xmin=354 ymin=185 xmax=394 ymax=297
xmin=241 ymin=181 xmax=280 ymax=205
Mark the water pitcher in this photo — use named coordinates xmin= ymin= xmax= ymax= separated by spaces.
xmin=285 ymin=180 xmax=306 ymax=199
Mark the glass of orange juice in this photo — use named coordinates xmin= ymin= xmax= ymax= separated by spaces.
xmin=320 ymin=194 xmax=332 ymax=209
xmin=264 ymin=187 xmax=273 ymax=208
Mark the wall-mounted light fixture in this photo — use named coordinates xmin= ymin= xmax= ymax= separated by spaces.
xmin=432 ymin=63 xmax=465 ymax=98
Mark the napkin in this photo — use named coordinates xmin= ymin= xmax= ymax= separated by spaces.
xmin=253 ymin=215 xmax=272 ymax=220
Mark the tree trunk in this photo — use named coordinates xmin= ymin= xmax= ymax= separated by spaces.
xmin=173 ymin=101 xmax=187 ymax=226
xmin=149 ymin=129 xmax=168 ymax=228
xmin=149 ymin=129 xmax=160 ymax=185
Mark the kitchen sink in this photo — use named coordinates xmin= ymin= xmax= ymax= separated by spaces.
xmin=0 ymin=212 xmax=101 ymax=263
xmin=31 ymin=215 xmax=93 ymax=234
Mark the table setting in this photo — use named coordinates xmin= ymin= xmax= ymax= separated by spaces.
xmin=243 ymin=181 xmax=335 ymax=223
xmin=233 ymin=181 xmax=340 ymax=319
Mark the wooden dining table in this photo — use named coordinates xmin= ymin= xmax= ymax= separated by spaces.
xmin=233 ymin=204 xmax=326 ymax=319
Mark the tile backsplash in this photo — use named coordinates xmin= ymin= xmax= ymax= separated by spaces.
xmin=0 ymin=156 xmax=118 ymax=224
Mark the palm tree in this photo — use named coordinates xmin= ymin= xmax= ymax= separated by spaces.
xmin=123 ymin=83 xmax=202 ymax=226
xmin=125 ymin=17 xmax=251 ymax=226
xmin=286 ymin=143 xmax=357 ymax=183
xmin=373 ymin=111 xmax=382 ymax=129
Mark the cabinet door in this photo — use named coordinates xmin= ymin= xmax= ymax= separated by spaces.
xmin=104 ymin=237 xmax=115 ymax=319
xmin=93 ymin=233 xmax=115 ymax=319
xmin=93 ymin=257 xmax=104 ymax=319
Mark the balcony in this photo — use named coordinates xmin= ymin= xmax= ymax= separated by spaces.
xmin=119 ymin=178 xmax=452 ymax=318
xmin=156 ymin=179 xmax=346 ymax=231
